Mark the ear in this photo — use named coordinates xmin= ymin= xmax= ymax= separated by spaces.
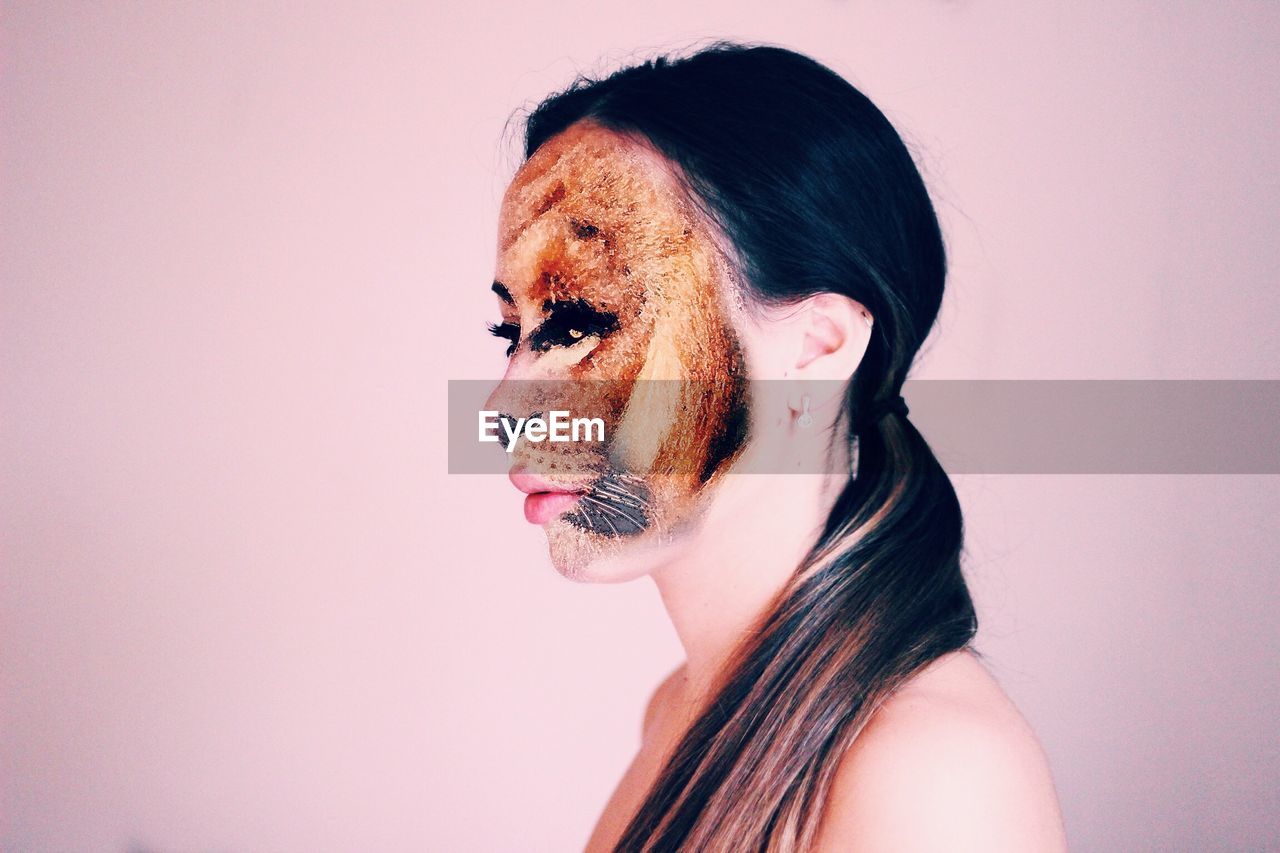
xmin=792 ymin=293 xmax=873 ymax=380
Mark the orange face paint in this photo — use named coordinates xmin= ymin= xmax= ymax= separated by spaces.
xmin=489 ymin=119 xmax=750 ymax=575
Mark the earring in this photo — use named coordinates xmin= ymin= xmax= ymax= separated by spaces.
xmin=797 ymin=394 xmax=813 ymax=429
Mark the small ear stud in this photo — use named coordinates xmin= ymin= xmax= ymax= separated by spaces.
xmin=797 ymin=394 xmax=814 ymax=429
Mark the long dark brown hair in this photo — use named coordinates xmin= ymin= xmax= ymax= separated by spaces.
xmin=517 ymin=41 xmax=977 ymax=851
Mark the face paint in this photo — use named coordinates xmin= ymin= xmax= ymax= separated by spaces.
xmin=486 ymin=119 xmax=750 ymax=577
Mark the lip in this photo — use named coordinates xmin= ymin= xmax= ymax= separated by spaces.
xmin=508 ymin=469 xmax=587 ymax=525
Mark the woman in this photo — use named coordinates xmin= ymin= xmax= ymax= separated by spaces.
xmin=484 ymin=41 xmax=1067 ymax=852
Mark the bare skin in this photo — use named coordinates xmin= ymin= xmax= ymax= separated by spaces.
xmin=585 ymin=649 xmax=1068 ymax=852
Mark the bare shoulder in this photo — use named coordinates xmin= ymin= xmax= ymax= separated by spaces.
xmin=813 ymin=649 xmax=1068 ymax=852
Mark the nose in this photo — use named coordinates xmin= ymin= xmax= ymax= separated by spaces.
xmin=484 ymin=361 xmax=575 ymax=434
xmin=482 ymin=374 xmax=522 ymax=432
xmin=484 ymin=369 xmax=537 ymax=438
xmin=488 ymin=410 xmax=544 ymax=451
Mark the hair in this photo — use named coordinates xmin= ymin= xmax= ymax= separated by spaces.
xmin=517 ymin=41 xmax=977 ymax=852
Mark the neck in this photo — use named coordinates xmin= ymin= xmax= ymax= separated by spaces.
xmin=648 ymin=471 xmax=837 ymax=716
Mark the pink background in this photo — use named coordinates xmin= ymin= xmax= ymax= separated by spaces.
xmin=3 ymin=2 xmax=1278 ymax=850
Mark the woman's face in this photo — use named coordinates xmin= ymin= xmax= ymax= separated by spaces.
xmin=485 ymin=119 xmax=753 ymax=580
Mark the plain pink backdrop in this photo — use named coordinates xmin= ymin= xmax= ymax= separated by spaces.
xmin=3 ymin=2 xmax=1277 ymax=850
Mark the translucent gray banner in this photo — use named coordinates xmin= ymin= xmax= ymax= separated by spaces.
xmin=447 ymin=380 xmax=1280 ymax=475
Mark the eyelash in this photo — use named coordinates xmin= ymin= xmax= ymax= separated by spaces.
xmin=487 ymin=321 xmax=520 ymax=357
xmin=487 ymin=302 xmax=620 ymax=359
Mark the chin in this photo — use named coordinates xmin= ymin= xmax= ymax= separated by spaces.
xmin=542 ymin=514 xmax=687 ymax=583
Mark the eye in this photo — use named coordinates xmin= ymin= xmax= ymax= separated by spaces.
xmin=487 ymin=321 xmax=520 ymax=358
xmin=529 ymin=299 xmax=619 ymax=353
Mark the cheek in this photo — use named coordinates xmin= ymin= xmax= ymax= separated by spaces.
xmin=616 ymin=236 xmax=750 ymax=495
xmin=601 ymin=315 xmax=750 ymax=534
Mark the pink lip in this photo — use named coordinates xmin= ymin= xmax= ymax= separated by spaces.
xmin=508 ymin=469 xmax=586 ymax=525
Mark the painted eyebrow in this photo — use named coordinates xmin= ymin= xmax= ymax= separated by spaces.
xmin=492 ymin=281 xmax=514 ymax=305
